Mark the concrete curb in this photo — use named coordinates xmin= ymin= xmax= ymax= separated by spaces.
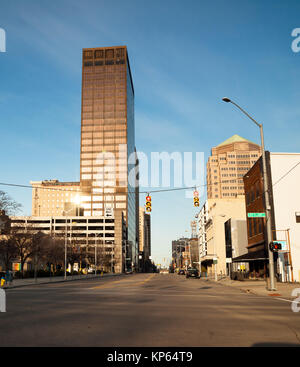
xmin=2 ymin=273 xmax=123 ymax=290
xmin=210 ymin=278 xmax=298 ymax=299
xmin=206 ymin=278 xmax=266 ymax=297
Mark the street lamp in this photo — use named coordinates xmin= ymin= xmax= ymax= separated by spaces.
xmin=62 ymin=207 xmax=74 ymax=280
xmin=222 ymin=97 xmax=276 ymax=290
xmin=94 ymin=232 xmax=102 ymax=275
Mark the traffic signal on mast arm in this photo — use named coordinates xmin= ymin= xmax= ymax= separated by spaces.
xmin=269 ymin=242 xmax=282 ymax=252
xmin=193 ymin=190 xmax=199 ymax=207
xmin=146 ymin=194 xmax=152 ymax=212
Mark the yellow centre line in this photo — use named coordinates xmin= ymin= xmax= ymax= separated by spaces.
xmin=91 ymin=274 xmax=156 ymax=290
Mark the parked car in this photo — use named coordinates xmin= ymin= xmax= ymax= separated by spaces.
xmin=160 ymin=269 xmax=168 ymax=274
xmin=178 ymin=269 xmax=185 ymax=275
xmin=186 ymin=268 xmax=199 ymax=278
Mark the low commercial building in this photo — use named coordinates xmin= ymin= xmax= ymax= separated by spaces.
xmin=224 ymin=218 xmax=249 ymax=276
xmin=171 ymin=238 xmax=189 ymax=270
xmin=234 ymin=152 xmax=300 ymax=282
xmin=188 ymin=238 xmax=199 ymax=268
xmin=202 ymin=197 xmax=248 ymax=278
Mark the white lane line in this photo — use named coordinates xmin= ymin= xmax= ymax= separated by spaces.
xmin=275 ymin=297 xmax=294 ymax=303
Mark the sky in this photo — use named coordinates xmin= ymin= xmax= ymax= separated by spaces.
xmin=1 ymin=0 xmax=300 ymax=266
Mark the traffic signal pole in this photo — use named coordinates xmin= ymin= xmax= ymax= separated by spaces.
xmin=222 ymin=98 xmax=276 ymax=291
xmin=259 ymin=123 xmax=276 ymax=291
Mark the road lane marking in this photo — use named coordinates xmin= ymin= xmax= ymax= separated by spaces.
xmin=275 ymin=298 xmax=293 ymax=303
xmin=91 ymin=279 xmax=130 ymax=290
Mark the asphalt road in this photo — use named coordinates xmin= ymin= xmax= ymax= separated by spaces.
xmin=1 ymin=273 xmax=300 ymax=347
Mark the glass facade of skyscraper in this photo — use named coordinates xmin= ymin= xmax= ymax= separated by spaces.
xmin=80 ymin=46 xmax=137 ymax=268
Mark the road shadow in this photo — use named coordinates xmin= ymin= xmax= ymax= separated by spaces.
xmin=252 ymin=343 xmax=300 ymax=347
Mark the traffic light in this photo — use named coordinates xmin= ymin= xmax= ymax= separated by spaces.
xmin=269 ymin=242 xmax=282 ymax=252
xmin=193 ymin=190 xmax=199 ymax=207
xmin=146 ymin=194 xmax=152 ymax=212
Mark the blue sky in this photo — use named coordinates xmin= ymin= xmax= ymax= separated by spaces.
xmin=1 ymin=0 xmax=300 ymax=266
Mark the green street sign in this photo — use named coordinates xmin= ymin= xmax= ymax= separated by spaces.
xmin=248 ymin=213 xmax=266 ymax=218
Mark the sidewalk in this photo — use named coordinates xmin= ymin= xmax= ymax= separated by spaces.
xmin=1 ymin=273 xmax=122 ymax=290
xmin=214 ymin=277 xmax=300 ymax=300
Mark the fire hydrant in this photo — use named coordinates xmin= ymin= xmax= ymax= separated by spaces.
xmin=0 ymin=277 xmax=5 ymax=287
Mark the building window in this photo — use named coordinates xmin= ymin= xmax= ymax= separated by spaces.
xmin=255 ymin=181 xmax=260 ymax=198
xmin=253 ymin=218 xmax=257 ymax=235
xmin=95 ymin=50 xmax=104 ymax=58
xmin=105 ymin=49 xmax=114 ymax=58
xmin=248 ymin=218 xmax=253 ymax=237
xmin=250 ymin=187 xmax=255 ymax=202
xmin=116 ymin=48 xmax=125 ymax=57
xmin=83 ymin=51 xmax=93 ymax=59
xmin=258 ymin=218 xmax=263 ymax=233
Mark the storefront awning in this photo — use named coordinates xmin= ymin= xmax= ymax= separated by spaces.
xmin=232 ymin=250 xmax=268 ymax=262
xmin=200 ymin=254 xmax=215 ymax=263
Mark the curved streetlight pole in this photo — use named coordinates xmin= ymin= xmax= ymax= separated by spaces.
xmin=222 ymin=98 xmax=276 ymax=290
xmin=61 ymin=207 xmax=75 ymax=280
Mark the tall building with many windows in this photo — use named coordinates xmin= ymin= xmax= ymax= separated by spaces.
xmin=80 ymin=46 xmax=138 ymax=268
xmin=29 ymin=46 xmax=139 ymax=272
xmin=207 ymin=135 xmax=261 ymax=199
xmin=31 ymin=180 xmax=80 ymax=216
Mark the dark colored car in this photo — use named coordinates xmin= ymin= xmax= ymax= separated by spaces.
xmin=186 ymin=268 xmax=199 ymax=278
xmin=178 ymin=269 xmax=185 ymax=275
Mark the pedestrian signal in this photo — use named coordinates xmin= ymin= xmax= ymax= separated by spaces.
xmin=269 ymin=242 xmax=282 ymax=252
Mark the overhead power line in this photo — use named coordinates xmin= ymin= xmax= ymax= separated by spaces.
xmin=0 ymin=160 xmax=299 ymax=195
xmin=272 ymin=161 xmax=300 ymax=187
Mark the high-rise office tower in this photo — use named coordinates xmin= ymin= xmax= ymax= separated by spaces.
xmin=207 ymin=135 xmax=261 ymax=199
xmin=80 ymin=46 xmax=138 ymax=267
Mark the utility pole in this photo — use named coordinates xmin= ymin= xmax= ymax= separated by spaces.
xmin=222 ymin=98 xmax=276 ymax=290
xmin=95 ymin=233 xmax=97 ymax=275
xmin=62 ymin=208 xmax=73 ymax=280
xmin=198 ymin=239 xmax=201 ymax=278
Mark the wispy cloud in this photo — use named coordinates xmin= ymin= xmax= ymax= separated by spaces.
xmin=9 ymin=1 xmax=118 ymax=74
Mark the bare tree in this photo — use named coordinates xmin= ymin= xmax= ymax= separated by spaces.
xmin=10 ymin=224 xmax=41 ymax=276
xmin=85 ymin=242 xmax=106 ymax=272
xmin=0 ymin=191 xmax=22 ymax=215
xmin=0 ymin=236 xmax=17 ymax=272
xmin=44 ymin=236 xmax=65 ymax=272
xmin=31 ymin=231 xmax=50 ymax=277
